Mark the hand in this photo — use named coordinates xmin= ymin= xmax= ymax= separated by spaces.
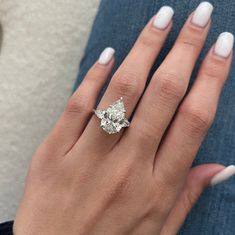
xmin=14 ymin=3 xmax=234 ymax=235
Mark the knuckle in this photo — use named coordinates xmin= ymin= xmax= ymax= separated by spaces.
xmin=180 ymin=103 xmax=214 ymax=136
xmin=202 ymin=58 xmax=227 ymax=80
xmin=150 ymin=200 xmax=167 ymax=217
xmin=155 ymin=164 xmax=181 ymax=191
xmin=182 ymin=189 xmax=198 ymax=214
xmin=133 ymin=120 xmax=161 ymax=144
xmin=177 ymin=27 xmax=205 ymax=50
xmin=177 ymin=38 xmax=201 ymax=50
xmin=202 ymin=65 xmax=218 ymax=79
xmin=66 ymin=96 xmax=90 ymax=115
xmin=86 ymin=65 xmax=106 ymax=82
xmin=155 ymin=72 xmax=186 ymax=104
xmin=111 ymin=74 xmax=142 ymax=99
xmin=107 ymin=163 xmax=133 ymax=201
xmin=149 ymin=185 xmax=173 ymax=217
xmin=138 ymin=32 xmax=158 ymax=49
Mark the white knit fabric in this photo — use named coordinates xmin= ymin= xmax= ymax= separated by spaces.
xmin=0 ymin=0 xmax=99 ymax=222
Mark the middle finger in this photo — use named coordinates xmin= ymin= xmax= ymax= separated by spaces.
xmin=124 ymin=2 xmax=213 ymax=156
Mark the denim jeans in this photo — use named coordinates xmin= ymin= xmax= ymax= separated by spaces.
xmin=75 ymin=0 xmax=235 ymax=234
xmin=1 ymin=1 xmax=234 ymax=235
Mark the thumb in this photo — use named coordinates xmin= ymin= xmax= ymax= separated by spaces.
xmin=160 ymin=164 xmax=235 ymax=235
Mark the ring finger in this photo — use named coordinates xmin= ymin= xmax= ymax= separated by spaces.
xmin=80 ymin=6 xmax=174 ymax=152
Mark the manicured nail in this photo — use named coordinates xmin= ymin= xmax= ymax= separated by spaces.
xmin=153 ymin=6 xmax=174 ymax=30
xmin=191 ymin=2 xmax=213 ymax=27
xmin=210 ymin=165 xmax=235 ymax=186
xmin=98 ymin=47 xmax=115 ymax=65
xmin=214 ymin=32 xmax=234 ymax=58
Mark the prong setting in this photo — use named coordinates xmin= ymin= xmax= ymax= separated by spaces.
xmin=94 ymin=97 xmax=130 ymax=134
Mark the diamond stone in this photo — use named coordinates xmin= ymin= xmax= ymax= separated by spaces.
xmin=94 ymin=97 xmax=130 ymax=134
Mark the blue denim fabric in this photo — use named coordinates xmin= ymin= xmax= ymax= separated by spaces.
xmin=74 ymin=0 xmax=235 ymax=234
xmin=0 ymin=221 xmax=13 ymax=235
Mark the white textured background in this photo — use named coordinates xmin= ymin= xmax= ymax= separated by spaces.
xmin=0 ymin=0 xmax=99 ymax=222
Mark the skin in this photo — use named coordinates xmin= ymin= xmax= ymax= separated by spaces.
xmin=14 ymin=11 xmax=232 ymax=235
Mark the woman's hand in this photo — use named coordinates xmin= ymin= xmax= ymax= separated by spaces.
xmin=14 ymin=3 xmax=234 ymax=235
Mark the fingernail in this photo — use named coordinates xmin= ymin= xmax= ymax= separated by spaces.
xmin=214 ymin=32 xmax=234 ymax=58
xmin=210 ymin=165 xmax=235 ymax=186
xmin=191 ymin=2 xmax=213 ymax=27
xmin=153 ymin=6 xmax=174 ymax=30
xmin=98 ymin=47 xmax=115 ymax=65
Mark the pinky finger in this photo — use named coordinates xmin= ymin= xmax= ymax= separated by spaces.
xmin=42 ymin=48 xmax=115 ymax=157
xmin=160 ymin=164 xmax=235 ymax=235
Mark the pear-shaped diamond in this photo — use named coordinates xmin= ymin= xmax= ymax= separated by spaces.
xmin=94 ymin=97 xmax=130 ymax=134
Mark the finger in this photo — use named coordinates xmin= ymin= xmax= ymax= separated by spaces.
xmin=124 ymin=2 xmax=213 ymax=156
xmin=160 ymin=164 xmax=226 ymax=235
xmin=80 ymin=6 xmax=174 ymax=152
xmin=40 ymin=48 xmax=115 ymax=157
xmin=155 ymin=32 xmax=233 ymax=190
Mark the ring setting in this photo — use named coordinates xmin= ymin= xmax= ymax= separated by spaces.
xmin=94 ymin=97 xmax=130 ymax=134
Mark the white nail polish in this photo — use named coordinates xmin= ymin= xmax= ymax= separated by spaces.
xmin=98 ymin=47 xmax=115 ymax=65
xmin=214 ymin=32 xmax=234 ymax=58
xmin=192 ymin=2 xmax=213 ymax=27
xmin=153 ymin=6 xmax=174 ymax=30
xmin=210 ymin=165 xmax=235 ymax=186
